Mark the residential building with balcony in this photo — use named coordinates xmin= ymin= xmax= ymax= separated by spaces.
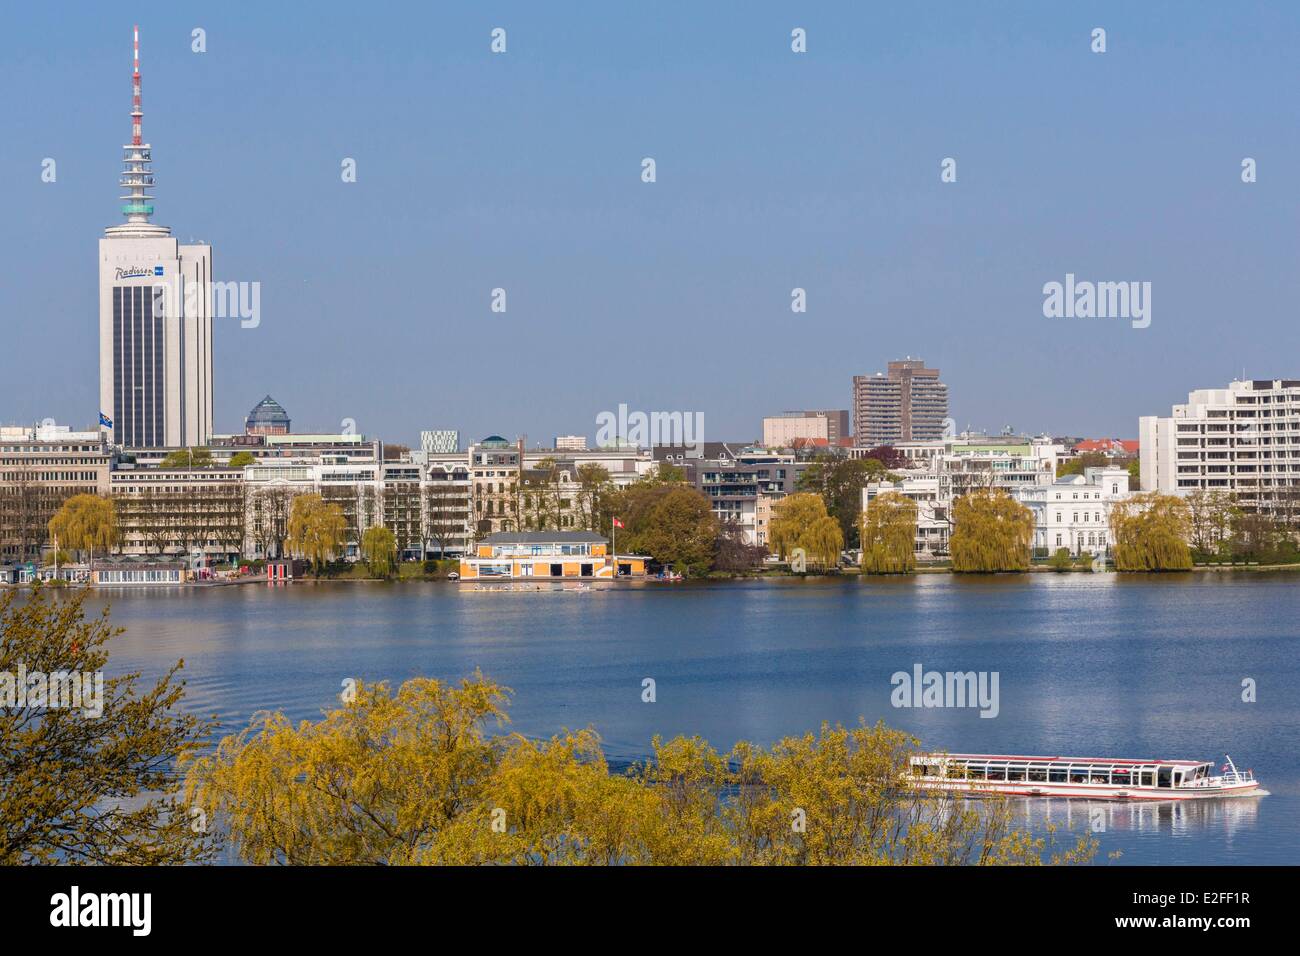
xmin=1140 ymin=379 xmax=1300 ymax=517
xmin=853 ymin=359 xmax=949 ymax=447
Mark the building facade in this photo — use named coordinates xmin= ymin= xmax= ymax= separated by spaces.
xmin=458 ymin=531 xmax=645 ymax=581
xmin=98 ymin=30 xmax=213 ymax=449
xmin=853 ymin=359 xmax=948 ymax=447
xmin=762 ymin=410 xmax=849 ymax=448
xmin=0 ymin=425 xmax=113 ymax=562
xmin=1140 ymin=379 xmax=1300 ymax=518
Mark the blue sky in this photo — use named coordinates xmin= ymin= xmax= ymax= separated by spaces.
xmin=3 ymin=1 xmax=1298 ymax=445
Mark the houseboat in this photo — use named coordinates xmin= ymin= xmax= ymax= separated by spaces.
xmin=910 ymin=753 xmax=1262 ymax=801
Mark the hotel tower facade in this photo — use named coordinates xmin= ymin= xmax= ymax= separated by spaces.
xmin=98 ymin=26 xmax=213 ymax=448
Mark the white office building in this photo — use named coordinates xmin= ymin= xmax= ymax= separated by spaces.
xmin=1139 ymin=378 xmax=1300 ymax=514
xmin=98 ymin=28 xmax=213 ymax=449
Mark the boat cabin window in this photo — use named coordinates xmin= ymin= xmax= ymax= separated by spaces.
xmin=1048 ymin=767 xmax=1067 ymax=783
xmin=1157 ymin=767 xmax=1173 ymax=789
xmin=987 ymin=766 xmax=1006 ymax=781
xmin=1140 ymin=771 xmax=1154 ymax=786
xmin=1028 ymin=768 xmax=1047 ymax=782
xmin=1089 ymin=769 xmax=1110 ymax=785
xmin=1006 ymin=767 xmax=1026 ymax=782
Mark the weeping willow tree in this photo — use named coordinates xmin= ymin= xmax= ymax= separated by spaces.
xmin=860 ymin=491 xmax=918 ymax=574
xmin=949 ymin=489 xmax=1034 ymax=572
xmin=287 ymin=493 xmax=348 ymax=575
xmin=769 ymin=492 xmax=828 ymax=560
xmin=47 ymin=494 xmax=119 ymax=564
xmin=770 ymin=494 xmax=845 ymax=569
xmin=1110 ymin=492 xmax=1192 ymax=571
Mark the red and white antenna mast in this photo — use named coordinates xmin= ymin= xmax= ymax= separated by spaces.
xmin=131 ymin=24 xmax=142 ymax=146
xmin=114 ymin=24 xmax=159 ymax=229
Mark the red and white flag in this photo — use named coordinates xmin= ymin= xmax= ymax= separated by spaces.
xmin=612 ymin=517 xmax=624 ymax=529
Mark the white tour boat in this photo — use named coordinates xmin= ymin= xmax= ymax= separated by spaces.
xmin=910 ymin=753 xmax=1262 ymax=801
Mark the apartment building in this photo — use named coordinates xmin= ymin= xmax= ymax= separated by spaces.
xmin=0 ymin=425 xmax=114 ymax=561
xmin=651 ymin=443 xmax=803 ymax=545
xmin=853 ymin=359 xmax=949 ymax=446
xmin=858 ymin=436 xmax=1065 ymax=559
xmin=1140 ymin=378 xmax=1300 ymax=517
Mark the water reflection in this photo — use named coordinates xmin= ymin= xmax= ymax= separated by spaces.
xmin=63 ymin=574 xmax=1300 ymax=864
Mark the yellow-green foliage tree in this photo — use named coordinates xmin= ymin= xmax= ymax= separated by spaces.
xmin=1 ymin=587 xmax=216 ymax=864
xmin=860 ymin=491 xmax=918 ymax=574
xmin=949 ymin=489 xmax=1035 ymax=572
xmin=159 ymin=447 xmax=214 ymax=469
xmin=287 ymin=493 xmax=347 ymax=575
xmin=1110 ymin=492 xmax=1193 ymax=571
xmin=770 ymin=493 xmax=844 ymax=568
xmin=47 ymin=494 xmax=119 ymax=563
xmin=361 ymin=525 xmax=397 ymax=577
xmin=184 ymin=673 xmax=1097 ymax=866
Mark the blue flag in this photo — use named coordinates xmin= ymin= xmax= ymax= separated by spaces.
xmin=99 ymin=412 xmax=113 ymax=428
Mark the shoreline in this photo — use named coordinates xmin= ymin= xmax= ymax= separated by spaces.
xmin=6 ymin=561 xmax=1300 ymax=590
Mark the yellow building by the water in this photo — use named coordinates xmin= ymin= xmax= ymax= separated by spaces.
xmin=458 ymin=531 xmax=646 ymax=581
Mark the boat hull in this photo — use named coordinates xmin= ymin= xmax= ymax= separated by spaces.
xmin=915 ymin=780 xmax=1262 ymax=801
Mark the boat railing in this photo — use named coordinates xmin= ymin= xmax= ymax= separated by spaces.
xmin=1186 ymin=769 xmax=1255 ymax=788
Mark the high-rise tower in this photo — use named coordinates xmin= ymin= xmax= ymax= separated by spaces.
xmin=99 ymin=26 xmax=213 ymax=448
xmin=853 ymin=359 xmax=949 ymax=446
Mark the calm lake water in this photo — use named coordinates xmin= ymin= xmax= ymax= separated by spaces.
xmin=80 ymin=573 xmax=1299 ymax=865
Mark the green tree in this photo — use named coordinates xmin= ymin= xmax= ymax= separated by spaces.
xmin=1 ymin=587 xmax=216 ymax=864
xmin=1047 ymin=547 xmax=1074 ymax=571
xmin=361 ymin=525 xmax=397 ymax=577
xmin=1110 ymin=492 xmax=1192 ymax=571
xmin=159 ymin=447 xmax=214 ymax=469
xmin=47 ymin=494 xmax=119 ymax=564
xmin=625 ymin=485 xmax=718 ymax=575
xmin=1056 ymin=452 xmax=1109 ymax=478
xmin=949 ymin=489 xmax=1035 ymax=572
xmin=860 ymin=491 xmax=918 ymax=574
xmin=287 ymin=493 xmax=348 ymax=575
xmin=227 ymin=451 xmax=256 ymax=469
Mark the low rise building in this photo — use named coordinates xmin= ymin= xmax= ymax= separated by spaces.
xmin=458 ymin=531 xmax=645 ymax=580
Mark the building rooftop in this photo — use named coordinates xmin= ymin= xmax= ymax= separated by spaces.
xmin=480 ymin=531 xmax=608 ymax=545
xmin=245 ymin=395 xmax=290 ymax=430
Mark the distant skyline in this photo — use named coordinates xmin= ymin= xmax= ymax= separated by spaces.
xmin=4 ymin=2 xmax=1299 ymax=446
